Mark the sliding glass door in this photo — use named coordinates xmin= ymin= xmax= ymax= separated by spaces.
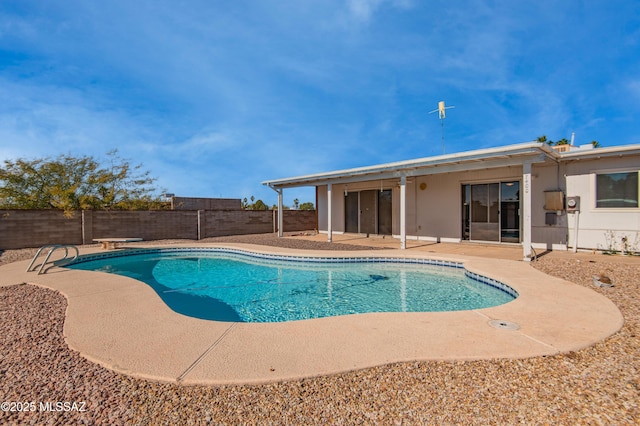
xmin=378 ymin=190 xmax=392 ymax=235
xmin=500 ymin=181 xmax=520 ymax=242
xmin=462 ymin=181 xmax=520 ymax=242
xmin=344 ymin=189 xmax=392 ymax=235
xmin=345 ymin=192 xmax=359 ymax=233
xmin=359 ymin=190 xmax=377 ymax=234
xmin=471 ymin=183 xmax=500 ymax=241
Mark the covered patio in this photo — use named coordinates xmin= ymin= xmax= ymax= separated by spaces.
xmin=263 ymin=142 xmax=559 ymax=261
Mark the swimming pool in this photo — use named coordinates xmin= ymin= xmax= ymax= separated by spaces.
xmin=69 ymin=248 xmax=517 ymax=322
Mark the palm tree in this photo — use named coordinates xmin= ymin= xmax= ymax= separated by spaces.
xmin=536 ymin=135 xmax=550 ymax=144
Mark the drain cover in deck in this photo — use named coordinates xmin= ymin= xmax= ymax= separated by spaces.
xmin=489 ymin=319 xmax=520 ymax=330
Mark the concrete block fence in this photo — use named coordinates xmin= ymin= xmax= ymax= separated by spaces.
xmin=0 ymin=209 xmax=317 ymax=250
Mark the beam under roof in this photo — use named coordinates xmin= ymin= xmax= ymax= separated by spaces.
xmin=263 ymin=142 xmax=557 ymax=189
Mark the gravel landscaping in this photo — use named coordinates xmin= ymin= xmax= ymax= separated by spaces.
xmin=0 ymin=235 xmax=638 ymax=425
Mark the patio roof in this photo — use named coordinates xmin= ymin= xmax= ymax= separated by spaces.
xmin=262 ymin=142 xmax=559 ymax=189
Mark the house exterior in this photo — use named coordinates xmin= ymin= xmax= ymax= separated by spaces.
xmin=263 ymin=142 xmax=640 ymax=260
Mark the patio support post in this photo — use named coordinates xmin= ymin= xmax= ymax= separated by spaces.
xmin=277 ymin=188 xmax=284 ymax=237
xmin=327 ymin=183 xmax=333 ymax=243
xmin=400 ymin=174 xmax=406 ymax=249
xmin=522 ymin=161 xmax=532 ymax=260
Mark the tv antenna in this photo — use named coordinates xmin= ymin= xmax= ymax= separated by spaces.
xmin=429 ymin=100 xmax=455 ymax=154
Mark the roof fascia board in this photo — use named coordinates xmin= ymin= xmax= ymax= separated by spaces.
xmin=404 ymin=153 xmax=548 ymax=178
xmin=263 ymin=144 xmax=547 ymax=188
xmin=558 ymin=144 xmax=640 ymax=160
xmin=266 ymin=152 xmax=549 ymax=188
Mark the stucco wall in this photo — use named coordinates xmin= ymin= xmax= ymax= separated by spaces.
xmin=317 ymin=185 xmax=328 ymax=232
xmin=317 ymin=184 xmax=347 ymax=233
xmin=563 ymin=155 xmax=640 ymax=251
xmin=530 ymin=162 xmax=569 ymax=249
xmin=318 ymin=167 xmax=525 ymax=241
xmin=407 ymin=166 xmax=523 ymax=242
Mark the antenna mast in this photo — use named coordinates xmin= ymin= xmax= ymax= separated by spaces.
xmin=429 ymin=100 xmax=455 ymax=154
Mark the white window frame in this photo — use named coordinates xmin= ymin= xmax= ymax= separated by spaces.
xmin=592 ymin=169 xmax=640 ymax=210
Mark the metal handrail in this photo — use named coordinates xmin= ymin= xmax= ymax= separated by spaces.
xmin=26 ymin=244 xmax=79 ymax=275
xmin=26 ymin=245 xmax=58 ymax=272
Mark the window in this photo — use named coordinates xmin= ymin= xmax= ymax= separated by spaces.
xmin=596 ymin=172 xmax=639 ymax=208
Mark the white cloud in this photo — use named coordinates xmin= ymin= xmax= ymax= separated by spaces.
xmin=348 ymin=0 xmax=384 ymax=21
xmin=178 ymin=132 xmax=243 ymax=157
xmin=347 ymin=0 xmax=412 ymax=22
xmin=2 ymin=0 xmax=638 ymax=202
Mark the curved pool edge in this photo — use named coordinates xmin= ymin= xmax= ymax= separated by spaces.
xmin=0 ymin=243 xmax=624 ymax=385
xmin=67 ymin=245 xmax=521 ymax=316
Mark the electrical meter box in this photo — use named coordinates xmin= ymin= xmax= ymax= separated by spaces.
xmin=544 ymin=191 xmax=564 ymax=211
xmin=566 ymin=196 xmax=580 ymax=212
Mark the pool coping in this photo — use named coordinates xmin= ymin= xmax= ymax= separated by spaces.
xmin=0 ymin=243 xmax=624 ymax=385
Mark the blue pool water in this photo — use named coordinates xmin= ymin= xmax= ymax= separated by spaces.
xmin=69 ymin=250 xmax=516 ymax=322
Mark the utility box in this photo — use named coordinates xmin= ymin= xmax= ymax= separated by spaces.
xmin=545 ymin=212 xmax=558 ymax=225
xmin=566 ymin=196 xmax=580 ymax=212
xmin=544 ymin=191 xmax=564 ymax=211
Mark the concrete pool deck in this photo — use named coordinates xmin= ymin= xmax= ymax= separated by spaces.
xmin=0 ymin=242 xmax=624 ymax=385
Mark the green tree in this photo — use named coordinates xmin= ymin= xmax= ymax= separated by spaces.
xmin=536 ymin=135 xmax=549 ymax=144
xmin=251 ymin=199 xmax=269 ymax=210
xmin=244 ymin=196 xmax=270 ymax=210
xmin=299 ymin=202 xmax=315 ymax=210
xmin=0 ymin=151 xmax=158 ymax=212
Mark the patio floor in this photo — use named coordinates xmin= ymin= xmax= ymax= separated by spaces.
xmin=286 ymin=232 xmax=528 ymax=260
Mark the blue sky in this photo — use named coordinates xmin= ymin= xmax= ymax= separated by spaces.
xmin=1 ymin=1 xmax=639 ymax=207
